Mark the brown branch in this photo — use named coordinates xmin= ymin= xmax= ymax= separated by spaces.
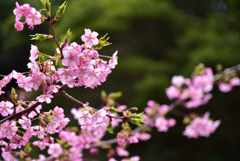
xmin=60 ymin=91 xmax=85 ymax=107
xmin=61 ymin=91 xmax=125 ymax=119
xmin=48 ymin=22 xmax=63 ymax=59
xmin=214 ymin=64 xmax=240 ymax=80
xmin=90 ymin=100 xmax=181 ymax=148
xmin=0 ymin=84 xmax=68 ymax=124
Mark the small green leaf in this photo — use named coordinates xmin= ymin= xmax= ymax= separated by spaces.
xmin=107 ymin=123 xmax=114 ymax=134
xmin=101 ymin=90 xmax=107 ymax=100
xmin=30 ymin=34 xmax=53 ymax=41
xmin=109 ymin=91 xmax=122 ymax=100
xmin=53 ymin=1 xmax=68 ymax=22
xmin=109 ymin=107 xmax=121 ymax=113
xmin=24 ymin=143 xmax=32 ymax=153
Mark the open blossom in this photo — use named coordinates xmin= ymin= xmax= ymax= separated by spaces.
xmin=52 ymin=106 xmax=65 ymax=120
xmin=25 ymin=8 xmax=41 ymax=26
xmin=122 ymin=156 xmax=140 ymax=161
xmin=166 ymin=85 xmax=180 ymax=100
xmin=1 ymin=121 xmax=18 ymax=138
xmin=18 ymin=116 xmax=31 ymax=129
xmin=0 ymin=101 xmax=14 ymax=117
xmin=14 ymin=21 xmax=24 ymax=31
xmin=36 ymin=94 xmax=53 ymax=104
xmin=108 ymin=50 xmax=118 ymax=69
xmin=218 ymin=82 xmax=232 ymax=93
xmin=78 ymin=110 xmax=93 ymax=125
xmin=116 ymin=147 xmax=129 ymax=157
xmin=48 ymin=143 xmax=63 ymax=158
xmin=81 ymin=29 xmax=99 ymax=48
xmin=29 ymin=44 xmax=39 ymax=62
xmin=229 ymin=77 xmax=240 ymax=86
xmin=62 ymin=48 xmax=79 ymax=67
xmin=171 ymin=75 xmax=185 ymax=87
xmin=183 ymin=112 xmax=221 ymax=138
xmin=155 ymin=116 xmax=176 ymax=132
xmin=92 ymin=109 xmax=107 ymax=123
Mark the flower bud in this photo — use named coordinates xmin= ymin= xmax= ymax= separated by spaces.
xmin=28 ymin=25 xmax=34 ymax=31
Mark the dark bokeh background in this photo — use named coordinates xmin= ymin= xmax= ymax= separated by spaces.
xmin=1 ymin=0 xmax=240 ymax=160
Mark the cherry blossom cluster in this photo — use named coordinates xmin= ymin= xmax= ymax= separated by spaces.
xmin=59 ymin=39 xmax=118 ymax=89
xmin=183 ymin=112 xmax=221 ymax=138
xmin=0 ymin=106 xmax=69 ymax=161
xmin=218 ymin=77 xmax=240 ymax=93
xmin=166 ymin=67 xmax=214 ymax=109
xmin=144 ymin=100 xmax=176 ymax=132
xmin=13 ymin=2 xmax=42 ymax=31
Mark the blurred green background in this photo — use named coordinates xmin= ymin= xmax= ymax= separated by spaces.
xmin=1 ymin=0 xmax=240 ymax=160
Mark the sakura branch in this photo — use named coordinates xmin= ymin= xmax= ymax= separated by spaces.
xmin=0 ymin=0 xmax=240 ymax=161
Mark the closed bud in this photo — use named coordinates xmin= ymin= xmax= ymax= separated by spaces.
xmin=131 ymin=107 xmax=138 ymax=111
xmin=28 ymin=25 xmax=34 ymax=31
xmin=53 ymin=1 xmax=68 ymax=22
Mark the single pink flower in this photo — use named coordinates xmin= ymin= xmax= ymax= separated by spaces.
xmin=25 ymin=8 xmax=41 ymax=26
xmin=81 ymin=29 xmax=99 ymax=48
xmin=36 ymin=94 xmax=53 ymax=104
xmin=14 ymin=21 xmax=24 ymax=31
xmin=48 ymin=143 xmax=63 ymax=158
xmin=0 ymin=101 xmax=14 ymax=117
xmin=171 ymin=75 xmax=185 ymax=87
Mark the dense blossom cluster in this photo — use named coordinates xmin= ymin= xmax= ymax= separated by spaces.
xmin=13 ymin=2 xmax=42 ymax=31
xmin=166 ymin=68 xmax=214 ymax=108
xmin=183 ymin=112 xmax=221 ymax=138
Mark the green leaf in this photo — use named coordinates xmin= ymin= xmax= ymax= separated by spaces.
xmin=30 ymin=34 xmax=53 ymax=41
xmin=24 ymin=143 xmax=32 ymax=153
xmin=107 ymin=123 xmax=114 ymax=134
xmin=53 ymin=1 xmax=68 ymax=22
xmin=109 ymin=91 xmax=122 ymax=100
xmin=101 ymin=90 xmax=107 ymax=100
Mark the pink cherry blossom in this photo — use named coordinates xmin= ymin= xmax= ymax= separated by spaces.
xmin=36 ymin=94 xmax=53 ymax=104
xmin=1 ymin=121 xmax=18 ymax=138
xmin=0 ymin=101 xmax=14 ymax=117
xmin=116 ymin=146 xmax=129 ymax=157
xmin=25 ymin=8 xmax=41 ymax=26
xmin=18 ymin=116 xmax=31 ymax=129
xmin=229 ymin=77 xmax=240 ymax=86
xmin=1 ymin=148 xmax=16 ymax=161
xmin=19 ymin=4 xmax=31 ymax=16
xmin=166 ymin=85 xmax=180 ymax=100
xmin=93 ymin=109 xmax=107 ymax=123
xmin=122 ymin=156 xmax=140 ymax=161
xmin=62 ymin=48 xmax=79 ymax=68
xmin=78 ymin=111 xmax=93 ymax=126
xmin=218 ymin=82 xmax=232 ymax=93
xmin=171 ymin=75 xmax=185 ymax=87
xmin=14 ymin=21 xmax=24 ymax=31
xmin=128 ymin=135 xmax=139 ymax=144
xmin=183 ymin=112 xmax=221 ymax=138
xmin=52 ymin=106 xmax=65 ymax=120
xmin=13 ymin=2 xmax=22 ymax=21
xmin=48 ymin=143 xmax=63 ymax=158
xmin=29 ymin=44 xmax=39 ymax=62
xmin=135 ymin=133 xmax=151 ymax=141
xmin=81 ymin=29 xmax=99 ymax=48
xmin=108 ymin=51 xmax=118 ymax=69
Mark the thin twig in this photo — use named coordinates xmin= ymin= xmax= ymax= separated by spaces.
xmin=0 ymin=84 xmax=68 ymax=124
